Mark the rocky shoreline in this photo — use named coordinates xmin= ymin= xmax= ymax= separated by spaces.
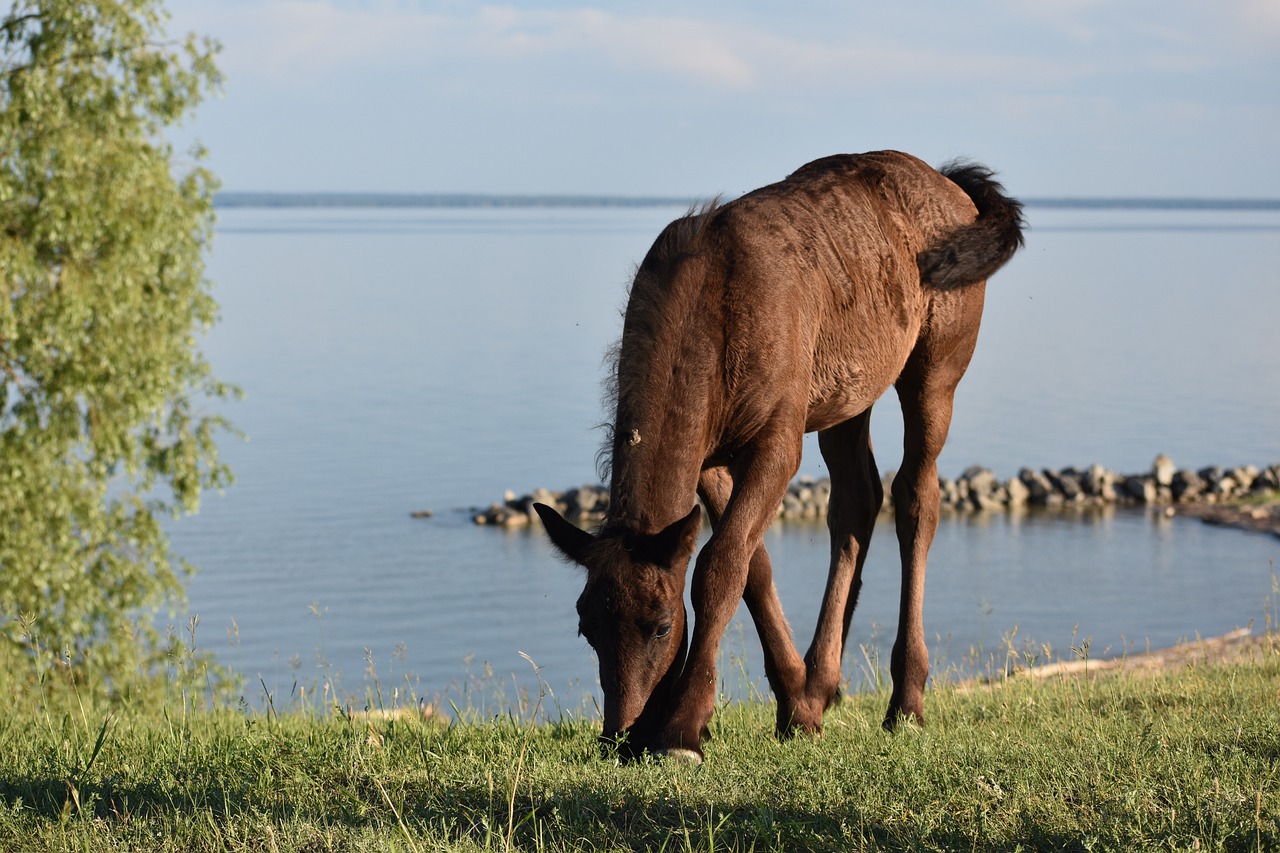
xmin=467 ymin=455 xmax=1280 ymax=537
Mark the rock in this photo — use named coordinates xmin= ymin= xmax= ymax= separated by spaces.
xmin=777 ymin=478 xmax=828 ymax=519
xmin=959 ymin=466 xmax=1003 ymax=511
xmin=1197 ymin=466 xmax=1223 ymax=490
xmin=780 ymin=492 xmax=805 ymax=518
xmin=410 ymin=509 xmax=433 ymax=518
xmin=1018 ymin=468 xmax=1055 ymax=505
xmin=958 ymin=466 xmax=989 ymax=489
xmin=939 ymin=477 xmax=961 ymax=508
xmin=1211 ymin=475 xmax=1239 ymax=499
xmin=971 ymin=489 xmax=1005 ymax=511
xmin=479 ymin=503 xmax=531 ymax=527
xmin=470 ymin=458 xmax=1280 ymax=526
xmin=527 ymin=487 xmax=560 ymax=510
xmin=1227 ymin=466 xmax=1258 ymax=493
xmin=1046 ymin=469 xmax=1084 ymax=502
xmin=562 ymin=484 xmax=609 ymax=522
xmin=811 ymin=479 xmax=832 ymax=509
xmin=501 ymin=509 xmax=531 ymax=527
xmin=561 ymin=486 xmax=588 ymax=512
xmin=1122 ymin=475 xmax=1157 ymax=504
xmin=1253 ymin=465 xmax=1280 ymax=492
xmin=1081 ymin=464 xmax=1118 ymax=501
xmin=881 ymin=470 xmax=897 ymax=510
xmin=1172 ymin=469 xmax=1205 ymax=502
xmin=1006 ymin=476 xmax=1030 ymax=506
xmin=960 ymin=466 xmax=998 ymax=494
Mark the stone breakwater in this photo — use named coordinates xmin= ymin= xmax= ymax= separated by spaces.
xmin=471 ymin=455 xmax=1280 ymax=530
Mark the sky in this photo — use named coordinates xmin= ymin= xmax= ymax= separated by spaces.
xmin=165 ymin=0 xmax=1280 ymax=199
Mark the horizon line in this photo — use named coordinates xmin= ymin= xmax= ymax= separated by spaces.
xmin=213 ymin=191 xmax=1280 ymax=212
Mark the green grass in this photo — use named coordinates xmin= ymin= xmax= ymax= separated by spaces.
xmin=0 ymin=638 xmax=1277 ymax=852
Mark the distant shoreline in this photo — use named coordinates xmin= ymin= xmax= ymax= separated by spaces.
xmin=213 ymin=192 xmax=1280 ymax=212
xmin=213 ymin=192 xmax=699 ymax=209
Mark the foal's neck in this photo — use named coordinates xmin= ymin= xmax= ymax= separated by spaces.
xmin=605 ymin=396 xmax=708 ymax=537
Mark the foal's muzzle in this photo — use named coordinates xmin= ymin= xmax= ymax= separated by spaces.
xmin=599 ymin=704 xmax=664 ymax=761
xmin=598 ymin=730 xmax=643 ymax=761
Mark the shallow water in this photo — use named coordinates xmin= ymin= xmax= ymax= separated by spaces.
xmin=171 ymin=204 xmax=1280 ymax=712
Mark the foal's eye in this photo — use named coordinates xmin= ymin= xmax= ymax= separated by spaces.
xmin=654 ymin=622 xmax=672 ymax=640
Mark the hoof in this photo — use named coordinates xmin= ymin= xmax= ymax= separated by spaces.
xmin=777 ymin=717 xmax=823 ymax=740
xmin=882 ymin=709 xmax=924 ymax=732
xmin=656 ymin=747 xmax=703 ymax=765
xmin=777 ymin=697 xmax=825 ymax=739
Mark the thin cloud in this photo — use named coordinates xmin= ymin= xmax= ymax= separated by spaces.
xmin=1237 ymin=0 xmax=1280 ymax=42
xmin=1006 ymin=0 xmax=1280 ymax=54
xmin=547 ymin=10 xmax=756 ymax=87
xmin=170 ymin=1 xmax=1276 ymax=123
xmin=173 ymin=2 xmax=1076 ymax=92
xmin=176 ymin=2 xmax=758 ymax=85
xmin=178 ymin=1 xmax=449 ymax=82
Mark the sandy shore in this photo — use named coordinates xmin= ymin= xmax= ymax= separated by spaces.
xmin=961 ymin=627 xmax=1277 ymax=690
xmin=1174 ymin=499 xmax=1280 ymax=538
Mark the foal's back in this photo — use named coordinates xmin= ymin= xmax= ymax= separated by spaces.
xmin=687 ymin=150 xmax=982 ymax=441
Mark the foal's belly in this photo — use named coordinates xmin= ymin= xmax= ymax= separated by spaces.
xmin=804 ymin=380 xmax=892 ymax=433
xmin=803 ymin=345 xmax=913 ymax=434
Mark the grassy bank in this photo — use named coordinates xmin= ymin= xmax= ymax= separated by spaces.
xmin=1 ymin=637 xmax=1277 ymax=852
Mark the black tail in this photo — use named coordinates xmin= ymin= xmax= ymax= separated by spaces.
xmin=917 ymin=161 xmax=1025 ymax=290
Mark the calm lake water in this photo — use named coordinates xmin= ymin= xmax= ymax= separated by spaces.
xmin=170 ymin=203 xmax=1280 ymax=713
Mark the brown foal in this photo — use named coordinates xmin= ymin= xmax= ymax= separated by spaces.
xmin=536 ymin=150 xmax=1024 ymax=763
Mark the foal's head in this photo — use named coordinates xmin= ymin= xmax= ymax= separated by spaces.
xmin=533 ymin=503 xmax=700 ymax=756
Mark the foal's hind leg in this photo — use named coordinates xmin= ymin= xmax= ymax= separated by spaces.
xmin=699 ymin=467 xmax=810 ymax=737
xmin=886 ymin=319 xmax=981 ymax=729
xmin=803 ymin=411 xmax=882 ymax=715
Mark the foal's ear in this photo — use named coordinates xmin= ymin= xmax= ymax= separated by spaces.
xmin=533 ymin=502 xmax=593 ymax=566
xmin=643 ymin=505 xmax=702 ymax=570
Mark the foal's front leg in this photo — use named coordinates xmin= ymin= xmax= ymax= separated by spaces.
xmin=658 ymin=435 xmax=801 ymax=762
xmin=699 ymin=467 xmax=810 ymax=738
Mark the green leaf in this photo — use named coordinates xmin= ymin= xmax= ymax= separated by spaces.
xmin=1 ymin=0 xmax=232 ymax=688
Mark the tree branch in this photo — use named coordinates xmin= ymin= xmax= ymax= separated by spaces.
xmin=0 ymin=342 xmax=30 ymax=395
xmin=3 ymin=48 xmax=115 ymax=80
xmin=0 ymin=13 xmax=44 ymax=36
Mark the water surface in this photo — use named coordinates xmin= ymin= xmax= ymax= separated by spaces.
xmin=172 ymin=204 xmax=1280 ymax=712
